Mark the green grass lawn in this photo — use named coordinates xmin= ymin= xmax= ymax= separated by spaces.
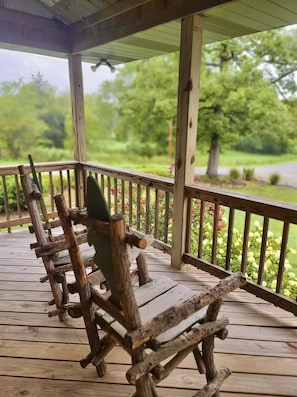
xmin=194 ymin=149 xmax=297 ymax=168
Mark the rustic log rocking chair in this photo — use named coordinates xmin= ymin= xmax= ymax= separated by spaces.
xmin=18 ymin=165 xmax=97 ymax=321
xmin=54 ymin=176 xmax=246 ymax=396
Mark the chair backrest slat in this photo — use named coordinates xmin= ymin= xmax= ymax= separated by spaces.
xmin=86 ymin=176 xmax=141 ymax=328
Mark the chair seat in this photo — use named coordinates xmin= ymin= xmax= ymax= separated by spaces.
xmin=95 ymin=276 xmax=208 ymax=345
xmin=54 ymin=243 xmax=95 ymax=267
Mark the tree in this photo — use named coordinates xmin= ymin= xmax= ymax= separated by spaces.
xmin=112 ymin=55 xmax=179 ymax=159
xmin=29 ymin=73 xmax=67 ymax=148
xmin=198 ymin=34 xmax=296 ymax=176
xmin=244 ymin=27 xmax=297 ymax=98
xmin=104 ymin=28 xmax=297 ymax=174
xmin=0 ymin=80 xmax=47 ymax=159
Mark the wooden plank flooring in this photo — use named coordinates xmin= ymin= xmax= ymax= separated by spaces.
xmin=0 ymin=229 xmax=296 ymax=397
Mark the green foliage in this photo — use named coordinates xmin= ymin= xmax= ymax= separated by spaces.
xmin=105 ymin=54 xmax=179 ymax=154
xmin=27 ymin=147 xmax=73 ymax=163
xmin=0 ymin=176 xmax=25 ymax=213
xmin=0 ymin=76 xmax=70 ymax=159
xmin=127 ymin=141 xmax=161 ymax=159
xmin=243 ymin=168 xmax=254 ymax=181
xmin=245 ymin=29 xmax=297 ymax=97
xmin=191 ymin=208 xmax=297 ymax=299
xmin=0 ymin=80 xmax=47 ymax=158
xmin=229 ymin=168 xmax=241 ymax=181
xmin=270 ymin=173 xmax=280 ymax=185
xmin=199 ymin=38 xmax=296 ymax=175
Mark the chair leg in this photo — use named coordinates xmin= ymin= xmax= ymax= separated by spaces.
xmin=56 ymin=275 xmax=69 ymax=321
xmin=202 ymin=300 xmax=223 ymax=397
xmin=193 ymin=367 xmax=231 ymax=397
xmin=132 ymin=347 xmax=156 ymax=397
xmin=95 ymin=361 xmax=107 ymax=376
xmin=136 ymin=252 xmax=150 ymax=285
xmin=193 ymin=346 xmax=206 ymax=374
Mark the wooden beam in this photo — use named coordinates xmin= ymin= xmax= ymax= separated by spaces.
xmin=0 ymin=8 xmax=69 ymax=53
xmin=70 ymin=0 xmax=232 ymax=53
xmin=72 ymin=0 xmax=151 ymax=29
xmin=171 ymin=15 xmax=204 ymax=269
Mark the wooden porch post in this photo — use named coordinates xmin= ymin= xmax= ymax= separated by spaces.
xmin=68 ymin=54 xmax=86 ymax=208
xmin=171 ymin=15 xmax=203 ymax=269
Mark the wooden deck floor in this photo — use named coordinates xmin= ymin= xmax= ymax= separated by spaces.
xmin=0 ymin=229 xmax=296 ymax=397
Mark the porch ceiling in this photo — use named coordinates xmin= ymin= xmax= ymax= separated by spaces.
xmin=0 ymin=0 xmax=297 ymax=66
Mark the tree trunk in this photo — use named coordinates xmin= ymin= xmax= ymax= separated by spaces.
xmin=206 ymin=134 xmax=220 ymax=177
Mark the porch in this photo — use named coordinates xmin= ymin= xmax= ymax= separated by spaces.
xmin=1 ymin=227 xmax=296 ymax=397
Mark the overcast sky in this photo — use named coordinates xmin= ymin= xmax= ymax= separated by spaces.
xmin=0 ymin=48 xmax=114 ymax=94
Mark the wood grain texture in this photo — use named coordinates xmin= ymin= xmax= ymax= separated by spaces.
xmin=0 ymin=229 xmax=296 ymax=396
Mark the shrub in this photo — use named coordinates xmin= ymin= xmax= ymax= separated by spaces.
xmin=270 ymin=173 xmax=280 ymax=185
xmin=229 ymin=168 xmax=241 ymax=181
xmin=243 ymin=167 xmax=254 ymax=181
xmin=200 ymin=219 xmax=297 ymax=299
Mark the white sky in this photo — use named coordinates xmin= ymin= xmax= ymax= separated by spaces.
xmin=0 ymin=48 xmax=114 ymax=94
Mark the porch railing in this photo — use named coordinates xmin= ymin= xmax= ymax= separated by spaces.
xmin=0 ymin=160 xmax=296 ymax=315
xmin=0 ymin=161 xmax=78 ymax=231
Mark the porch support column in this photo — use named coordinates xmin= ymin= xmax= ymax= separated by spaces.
xmin=68 ymin=54 xmax=86 ymax=208
xmin=171 ymin=14 xmax=203 ymax=269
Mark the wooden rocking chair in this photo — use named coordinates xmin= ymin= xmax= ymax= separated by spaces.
xmin=54 ymin=175 xmax=246 ymax=396
xmin=18 ymin=165 xmax=97 ymax=321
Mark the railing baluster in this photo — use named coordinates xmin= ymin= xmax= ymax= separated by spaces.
xmin=121 ymin=179 xmax=125 ymax=216
xmin=225 ymin=207 xmax=234 ymax=271
xmin=100 ymin=173 xmax=104 ymax=188
xmin=59 ymin=170 xmax=63 ymax=194
xmin=114 ymin=177 xmax=118 ymax=214
xmin=276 ymin=221 xmax=290 ymax=293
xmin=198 ymin=200 xmax=205 ymax=258
xmin=185 ymin=197 xmax=193 ymax=252
xmin=49 ymin=172 xmax=54 ymax=212
xmin=145 ymin=185 xmax=150 ymax=234
xmin=1 ymin=175 xmax=10 ymax=232
xmin=15 ymin=174 xmax=22 ymax=220
xmin=107 ymin=176 xmax=111 ymax=209
xmin=136 ymin=184 xmax=141 ymax=231
xmin=164 ymin=191 xmax=170 ymax=244
xmin=154 ymin=189 xmax=160 ymax=239
xmin=241 ymin=212 xmax=251 ymax=274
xmin=129 ymin=182 xmax=133 ymax=228
xmin=258 ymin=216 xmax=269 ymax=285
xmin=67 ymin=169 xmax=72 ymax=208
xmin=211 ymin=203 xmax=220 ymax=265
